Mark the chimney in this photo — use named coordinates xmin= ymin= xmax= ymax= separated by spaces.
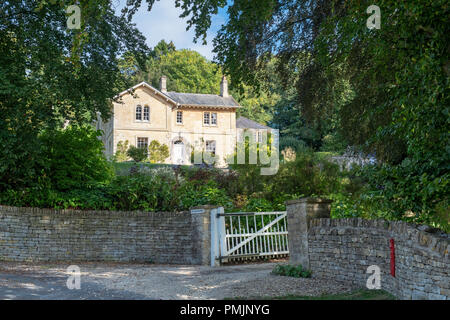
xmin=159 ymin=75 xmax=167 ymax=93
xmin=220 ymin=75 xmax=228 ymax=98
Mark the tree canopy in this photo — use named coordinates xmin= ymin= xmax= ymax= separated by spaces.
xmin=123 ymin=0 xmax=449 ymax=225
xmin=0 ymin=0 xmax=149 ymax=189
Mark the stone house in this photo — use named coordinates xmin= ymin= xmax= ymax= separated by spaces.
xmin=236 ymin=116 xmax=272 ymax=144
xmin=97 ymin=76 xmax=271 ymax=166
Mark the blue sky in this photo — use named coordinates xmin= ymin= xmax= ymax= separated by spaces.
xmin=114 ymin=0 xmax=228 ymax=61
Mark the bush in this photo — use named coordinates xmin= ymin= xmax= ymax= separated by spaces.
xmin=127 ymin=145 xmax=148 ymax=162
xmin=114 ymin=140 xmax=129 ymax=162
xmin=148 ymin=140 xmax=169 ymax=163
xmin=268 ymin=152 xmax=342 ymax=200
xmin=243 ymin=197 xmax=274 ymax=212
xmin=279 ymin=136 xmax=308 ymax=153
xmin=175 ymin=180 xmax=233 ymax=211
xmin=272 ymin=264 xmax=312 ymax=278
xmin=108 ymin=174 xmax=175 ymax=211
xmin=320 ymin=132 xmax=347 ymax=154
xmin=358 ymin=160 xmax=450 ymax=231
xmin=39 ymin=125 xmax=114 ymax=191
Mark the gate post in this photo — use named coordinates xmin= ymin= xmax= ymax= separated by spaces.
xmin=190 ymin=205 xmax=219 ymax=265
xmin=210 ymin=206 xmax=226 ymax=267
xmin=286 ymin=198 xmax=332 ymax=269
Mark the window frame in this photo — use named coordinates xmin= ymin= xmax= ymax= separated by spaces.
xmin=257 ymin=131 xmax=262 ymax=143
xmin=203 ymin=112 xmax=210 ymax=126
xmin=143 ymin=106 xmax=150 ymax=122
xmin=176 ymin=110 xmax=183 ymax=125
xmin=205 ymin=140 xmax=216 ymax=156
xmin=203 ymin=111 xmax=218 ymax=126
xmin=137 ymin=137 xmax=149 ymax=151
xmin=135 ymin=105 xmax=142 ymax=121
xmin=210 ymin=112 xmax=217 ymax=126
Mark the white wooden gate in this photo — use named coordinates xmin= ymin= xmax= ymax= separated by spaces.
xmin=210 ymin=207 xmax=289 ymax=266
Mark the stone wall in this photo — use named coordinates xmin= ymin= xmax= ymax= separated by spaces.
xmin=287 ymin=198 xmax=450 ymax=300
xmin=0 ymin=205 xmax=213 ymax=264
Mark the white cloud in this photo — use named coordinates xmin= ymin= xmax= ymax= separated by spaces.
xmin=114 ymin=0 xmax=225 ymax=61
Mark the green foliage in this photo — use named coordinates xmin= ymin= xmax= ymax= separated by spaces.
xmin=128 ymin=45 xmax=222 ymax=94
xmin=360 ymin=162 xmax=450 ymax=230
xmin=0 ymin=1 xmax=149 ymax=191
xmin=176 ymin=180 xmax=233 ymax=211
xmin=126 ymin=145 xmax=148 ymax=162
xmin=125 ymin=0 xmax=450 ymax=228
xmin=108 ymin=174 xmax=174 ymax=211
xmin=114 ymin=140 xmax=129 ymax=162
xmin=40 ymin=125 xmax=114 ymax=191
xmin=272 ymin=264 xmax=312 ymax=278
xmin=320 ymin=133 xmax=347 ymax=154
xmin=242 ymin=198 xmax=274 ymax=212
xmin=268 ymin=152 xmax=341 ymax=200
xmin=279 ymin=136 xmax=308 ymax=154
xmin=148 ymin=140 xmax=169 ymax=163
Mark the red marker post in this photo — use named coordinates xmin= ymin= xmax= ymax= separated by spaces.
xmin=390 ymin=238 xmax=395 ymax=277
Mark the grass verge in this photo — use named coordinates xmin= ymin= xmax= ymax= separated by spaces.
xmin=228 ymin=289 xmax=396 ymax=300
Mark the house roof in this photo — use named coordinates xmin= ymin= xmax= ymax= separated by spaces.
xmin=165 ymin=92 xmax=240 ymax=108
xmin=236 ymin=116 xmax=271 ymax=129
xmin=115 ymin=81 xmax=240 ymax=109
xmin=115 ymin=82 xmax=179 ymax=106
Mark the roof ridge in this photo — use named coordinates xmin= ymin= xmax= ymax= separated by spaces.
xmin=167 ymin=91 xmax=221 ymax=96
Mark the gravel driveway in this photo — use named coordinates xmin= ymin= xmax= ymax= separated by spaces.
xmin=0 ymin=262 xmax=354 ymax=300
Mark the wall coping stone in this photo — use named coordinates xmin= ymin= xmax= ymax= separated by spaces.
xmin=285 ymin=197 xmax=333 ymax=205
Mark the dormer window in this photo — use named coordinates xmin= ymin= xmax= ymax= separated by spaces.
xmin=136 ymin=105 xmax=142 ymax=120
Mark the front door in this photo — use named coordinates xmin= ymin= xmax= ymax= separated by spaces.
xmin=173 ymin=140 xmax=184 ymax=164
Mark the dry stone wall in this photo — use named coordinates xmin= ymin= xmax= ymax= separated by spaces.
xmin=287 ymin=198 xmax=449 ymax=300
xmin=0 ymin=205 xmax=213 ymax=264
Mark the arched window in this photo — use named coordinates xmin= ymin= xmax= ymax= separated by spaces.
xmin=143 ymin=106 xmax=150 ymax=121
xmin=136 ymin=105 xmax=142 ymax=120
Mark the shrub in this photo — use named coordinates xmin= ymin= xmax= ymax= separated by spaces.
xmin=243 ymin=197 xmax=274 ymax=212
xmin=279 ymin=136 xmax=308 ymax=153
xmin=148 ymin=140 xmax=169 ymax=163
xmin=272 ymin=264 xmax=312 ymax=278
xmin=320 ymin=132 xmax=347 ymax=153
xmin=175 ymin=180 xmax=233 ymax=211
xmin=127 ymin=145 xmax=148 ymax=162
xmin=114 ymin=140 xmax=129 ymax=162
xmin=268 ymin=152 xmax=342 ymax=200
xmin=39 ymin=125 xmax=114 ymax=191
xmin=281 ymin=147 xmax=296 ymax=162
xmin=108 ymin=174 xmax=175 ymax=211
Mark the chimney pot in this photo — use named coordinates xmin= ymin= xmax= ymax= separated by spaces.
xmin=220 ymin=75 xmax=228 ymax=98
xmin=160 ymin=75 xmax=167 ymax=93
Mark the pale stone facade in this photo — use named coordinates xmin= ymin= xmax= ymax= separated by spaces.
xmin=97 ymin=76 xmax=247 ymax=167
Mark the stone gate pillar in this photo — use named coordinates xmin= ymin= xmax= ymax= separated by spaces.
xmin=190 ymin=205 xmax=218 ymax=265
xmin=286 ymin=198 xmax=332 ymax=268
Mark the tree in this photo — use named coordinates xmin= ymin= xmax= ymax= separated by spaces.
xmin=127 ymin=146 xmax=148 ymax=163
xmin=133 ymin=48 xmax=223 ymax=94
xmin=123 ymin=0 xmax=449 ymax=226
xmin=148 ymin=140 xmax=169 ymax=163
xmin=114 ymin=140 xmax=130 ymax=162
xmin=0 ymin=0 xmax=149 ymax=190
xmin=40 ymin=125 xmax=114 ymax=191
